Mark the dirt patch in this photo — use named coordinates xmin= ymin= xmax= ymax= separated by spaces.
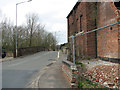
xmin=80 ymin=60 xmax=118 ymax=70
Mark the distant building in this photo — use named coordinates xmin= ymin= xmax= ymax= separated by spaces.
xmin=67 ymin=1 xmax=120 ymax=61
xmin=60 ymin=43 xmax=69 ymax=54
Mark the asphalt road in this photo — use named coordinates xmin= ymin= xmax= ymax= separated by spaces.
xmin=2 ymin=51 xmax=58 ymax=88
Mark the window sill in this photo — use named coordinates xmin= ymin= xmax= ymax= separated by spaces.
xmin=75 ymin=31 xmax=84 ymax=36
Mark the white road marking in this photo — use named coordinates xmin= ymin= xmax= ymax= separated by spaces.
xmin=57 ymin=51 xmax=60 ymax=59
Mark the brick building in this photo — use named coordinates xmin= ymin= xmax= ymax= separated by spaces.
xmin=67 ymin=1 xmax=120 ymax=61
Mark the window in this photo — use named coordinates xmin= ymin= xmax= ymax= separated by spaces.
xmin=76 ymin=18 xmax=78 ymax=21
xmin=114 ymin=1 xmax=120 ymax=10
xmin=72 ymin=22 xmax=74 ymax=25
xmin=80 ymin=15 xmax=83 ymax=32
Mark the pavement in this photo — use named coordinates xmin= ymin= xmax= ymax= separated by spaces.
xmin=38 ymin=54 xmax=70 ymax=88
xmin=0 ymin=57 xmax=14 ymax=63
xmin=29 ymin=52 xmax=70 ymax=88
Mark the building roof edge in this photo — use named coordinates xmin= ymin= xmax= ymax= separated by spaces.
xmin=66 ymin=2 xmax=80 ymax=18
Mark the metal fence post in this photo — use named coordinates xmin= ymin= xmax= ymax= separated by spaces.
xmin=72 ymin=36 xmax=75 ymax=64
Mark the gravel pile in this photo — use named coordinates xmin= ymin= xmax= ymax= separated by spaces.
xmin=84 ymin=64 xmax=120 ymax=88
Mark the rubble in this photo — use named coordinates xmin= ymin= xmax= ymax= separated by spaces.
xmin=84 ymin=64 xmax=120 ymax=88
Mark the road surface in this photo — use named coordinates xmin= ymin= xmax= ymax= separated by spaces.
xmin=2 ymin=51 xmax=58 ymax=88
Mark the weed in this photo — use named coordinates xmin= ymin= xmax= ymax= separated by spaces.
xmin=75 ymin=61 xmax=84 ymax=67
xmin=78 ymin=78 xmax=105 ymax=88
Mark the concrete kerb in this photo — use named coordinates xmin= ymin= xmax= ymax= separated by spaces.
xmin=0 ymin=56 xmax=28 ymax=63
xmin=27 ymin=66 xmax=50 ymax=88
xmin=27 ymin=60 xmax=57 ymax=88
xmin=0 ymin=54 xmax=33 ymax=63
xmin=28 ymin=52 xmax=66 ymax=88
xmin=0 ymin=51 xmax=48 ymax=63
xmin=0 ymin=57 xmax=14 ymax=63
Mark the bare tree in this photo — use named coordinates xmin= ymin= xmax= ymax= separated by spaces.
xmin=26 ymin=13 xmax=39 ymax=47
xmin=1 ymin=12 xmax=57 ymax=53
xmin=1 ymin=18 xmax=14 ymax=51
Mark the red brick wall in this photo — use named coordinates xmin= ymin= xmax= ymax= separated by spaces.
xmin=86 ymin=3 xmax=97 ymax=58
xmin=118 ymin=17 xmax=120 ymax=58
xmin=75 ymin=2 xmax=88 ymax=59
xmin=97 ymin=2 xmax=119 ymax=59
xmin=67 ymin=2 xmax=120 ymax=60
xmin=67 ymin=2 xmax=97 ymax=59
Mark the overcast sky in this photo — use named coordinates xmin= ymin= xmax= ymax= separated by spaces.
xmin=0 ymin=0 xmax=78 ymax=44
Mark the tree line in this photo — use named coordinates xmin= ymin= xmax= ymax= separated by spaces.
xmin=1 ymin=13 xmax=57 ymax=52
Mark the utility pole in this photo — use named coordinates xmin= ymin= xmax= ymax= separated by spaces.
xmin=15 ymin=0 xmax=32 ymax=57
